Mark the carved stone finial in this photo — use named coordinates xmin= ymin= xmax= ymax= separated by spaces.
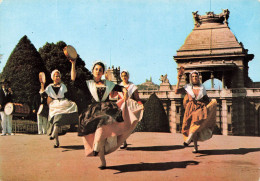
xmin=159 ymin=74 xmax=169 ymax=83
xmin=192 ymin=11 xmax=201 ymax=27
xmin=196 ymin=9 xmax=230 ymax=25
xmin=206 ymin=11 xmax=215 ymax=17
xmin=221 ymin=9 xmax=230 ymax=25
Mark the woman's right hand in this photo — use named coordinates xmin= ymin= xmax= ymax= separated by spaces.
xmin=70 ymin=59 xmax=76 ymax=64
xmin=177 ymin=66 xmax=185 ymax=79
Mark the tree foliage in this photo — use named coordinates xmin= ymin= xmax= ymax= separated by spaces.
xmin=135 ymin=93 xmax=170 ymax=132
xmin=1 ymin=35 xmax=46 ymax=105
xmin=39 ymin=41 xmax=92 ymax=86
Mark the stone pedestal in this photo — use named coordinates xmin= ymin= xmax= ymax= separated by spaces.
xmin=159 ymin=83 xmax=172 ymax=91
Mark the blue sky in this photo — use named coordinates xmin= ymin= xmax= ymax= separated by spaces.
xmin=0 ymin=0 xmax=259 ymax=85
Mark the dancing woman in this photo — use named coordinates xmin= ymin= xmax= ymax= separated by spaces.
xmin=70 ymin=59 xmax=141 ymax=169
xmin=41 ymin=70 xmax=78 ymax=148
xmin=118 ymin=70 xmax=144 ymax=149
xmin=175 ymin=68 xmax=217 ymax=153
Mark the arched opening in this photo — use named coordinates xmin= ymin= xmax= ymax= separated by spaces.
xmin=203 ymin=78 xmax=223 ymax=90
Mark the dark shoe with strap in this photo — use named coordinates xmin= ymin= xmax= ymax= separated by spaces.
xmin=183 ymin=142 xmax=189 ymax=147
xmin=54 ymin=143 xmax=59 ymax=148
xmin=93 ymin=151 xmax=99 ymax=156
xmin=50 ymin=136 xmax=55 ymax=140
xmin=98 ymin=165 xmax=107 ymax=170
xmin=120 ymin=143 xmax=127 ymax=149
xmin=192 ymin=149 xmax=199 ymax=153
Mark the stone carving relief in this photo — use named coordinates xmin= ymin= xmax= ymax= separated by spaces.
xmin=160 ymin=74 xmax=169 ymax=83
xmin=192 ymin=11 xmax=201 ymax=27
xmin=220 ymin=9 xmax=230 ymax=24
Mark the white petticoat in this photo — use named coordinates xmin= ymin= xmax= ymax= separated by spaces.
xmin=48 ymin=99 xmax=78 ymax=120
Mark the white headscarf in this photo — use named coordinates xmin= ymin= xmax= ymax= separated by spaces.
xmin=121 ymin=70 xmax=130 ymax=78
xmin=51 ymin=69 xmax=61 ymax=80
xmin=91 ymin=60 xmax=107 ymax=73
xmin=185 ymin=70 xmax=206 ymax=100
xmin=189 ymin=70 xmax=200 ymax=85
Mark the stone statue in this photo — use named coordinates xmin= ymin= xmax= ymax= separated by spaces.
xmin=221 ymin=9 xmax=230 ymax=24
xmin=206 ymin=11 xmax=214 ymax=17
xmin=160 ymin=74 xmax=169 ymax=83
xmin=192 ymin=11 xmax=201 ymax=27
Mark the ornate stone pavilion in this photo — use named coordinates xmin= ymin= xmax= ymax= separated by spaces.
xmin=137 ymin=10 xmax=260 ymax=136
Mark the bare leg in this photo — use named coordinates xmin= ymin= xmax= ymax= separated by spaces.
xmin=98 ymin=139 xmax=106 ymax=169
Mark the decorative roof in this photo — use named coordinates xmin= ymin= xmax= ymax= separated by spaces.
xmin=175 ymin=9 xmax=247 ymax=58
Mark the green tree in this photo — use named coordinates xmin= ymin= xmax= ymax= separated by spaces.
xmin=1 ymin=35 xmax=46 ymax=105
xmin=39 ymin=41 xmax=91 ymax=86
xmin=135 ymin=93 xmax=170 ymax=132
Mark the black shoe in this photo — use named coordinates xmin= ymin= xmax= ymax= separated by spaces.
xmin=183 ymin=142 xmax=189 ymax=147
xmin=50 ymin=136 xmax=55 ymax=140
xmin=54 ymin=143 xmax=59 ymax=148
xmin=93 ymin=151 xmax=99 ymax=156
xmin=98 ymin=165 xmax=106 ymax=170
xmin=192 ymin=150 xmax=199 ymax=153
xmin=120 ymin=143 xmax=127 ymax=149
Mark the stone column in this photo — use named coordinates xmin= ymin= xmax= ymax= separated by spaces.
xmin=239 ymin=98 xmax=246 ymax=135
xmin=254 ymin=105 xmax=259 ymax=136
xmin=211 ymin=72 xmax=214 ymax=89
xmin=222 ymin=100 xmax=228 ymax=135
xmin=169 ymin=100 xmax=177 ymax=133
xmin=222 ymin=72 xmax=225 ymax=89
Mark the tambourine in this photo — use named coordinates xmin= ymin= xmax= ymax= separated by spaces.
xmin=39 ymin=72 xmax=46 ymax=84
xmin=63 ymin=45 xmax=78 ymax=61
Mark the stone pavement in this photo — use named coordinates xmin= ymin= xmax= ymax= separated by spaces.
xmin=0 ymin=132 xmax=259 ymax=181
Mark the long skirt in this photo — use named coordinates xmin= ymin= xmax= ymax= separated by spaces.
xmin=80 ymin=99 xmax=143 ymax=156
xmin=47 ymin=99 xmax=78 ymax=135
xmin=182 ymin=99 xmax=217 ymax=142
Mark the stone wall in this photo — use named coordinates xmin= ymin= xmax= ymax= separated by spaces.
xmin=139 ymin=87 xmax=260 ymax=136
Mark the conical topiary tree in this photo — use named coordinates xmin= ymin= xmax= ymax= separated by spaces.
xmin=135 ymin=93 xmax=170 ymax=132
xmin=1 ymin=35 xmax=47 ymax=105
xmin=39 ymin=41 xmax=92 ymax=86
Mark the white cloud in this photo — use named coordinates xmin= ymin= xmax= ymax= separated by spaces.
xmin=0 ymin=0 xmax=2 ymax=4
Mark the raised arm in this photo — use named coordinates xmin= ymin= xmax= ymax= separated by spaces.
xmin=175 ymin=66 xmax=185 ymax=94
xmin=39 ymin=82 xmax=45 ymax=95
xmin=70 ymin=60 xmax=76 ymax=81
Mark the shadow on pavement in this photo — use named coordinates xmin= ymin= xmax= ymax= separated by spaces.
xmin=196 ymin=148 xmax=260 ymax=157
xmin=124 ymin=145 xmax=185 ymax=151
xmin=59 ymin=145 xmax=185 ymax=152
xmin=106 ymin=161 xmax=199 ymax=174
xmin=60 ymin=145 xmax=84 ymax=152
